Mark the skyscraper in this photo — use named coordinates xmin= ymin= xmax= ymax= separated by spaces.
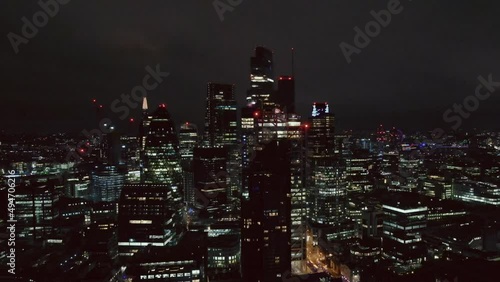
xmin=242 ymin=48 xmax=307 ymax=267
xmin=382 ymin=197 xmax=428 ymax=274
xmin=310 ymin=164 xmax=348 ymax=226
xmin=192 ymin=146 xmax=228 ymax=222
xmin=139 ymin=96 xmax=152 ymax=153
xmin=179 ymin=122 xmax=199 ymax=167
xmin=240 ymin=105 xmax=258 ymax=200
xmin=91 ymin=164 xmax=126 ymax=202
xmin=203 ymin=83 xmax=240 ymax=200
xmin=243 ymin=106 xmax=307 ymax=265
xmin=308 ymin=102 xmax=336 ymax=169
xmin=15 ymin=179 xmax=60 ymax=242
xmin=142 ymin=104 xmax=182 ymax=188
xmin=247 ymin=47 xmax=275 ymax=106
xmin=276 ymin=76 xmax=296 ymax=113
xmin=241 ymin=140 xmax=292 ymax=281
xmin=204 ymin=83 xmax=237 ymax=148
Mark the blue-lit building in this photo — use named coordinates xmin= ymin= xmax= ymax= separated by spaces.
xmin=91 ymin=164 xmax=126 ymax=202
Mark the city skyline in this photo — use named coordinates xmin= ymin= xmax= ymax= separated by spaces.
xmin=3 ymin=1 xmax=500 ymax=133
xmin=2 ymin=1 xmax=500 ymax=282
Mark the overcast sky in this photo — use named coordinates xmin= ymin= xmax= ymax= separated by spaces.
xmin=1 ymin=0 xmax=500 ymax=134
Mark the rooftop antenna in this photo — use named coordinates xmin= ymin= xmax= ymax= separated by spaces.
xmin=291 ymin=48 xmax=295 ymax=77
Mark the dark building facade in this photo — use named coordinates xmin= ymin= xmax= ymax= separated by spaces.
xmin=192 ymin=146 xmax=228 ymax=222
xmin=247 ymin=47 xmax=275 ymax=106
xmin=118 ymin=184 xmax=183 ymax=258
xmin=242 ymin=141 xmax=292 ymax=281
xmin=382 ymin=198 xmax=428 ymax=274
xmin=276 ymin=75 xmax=296 ymax=113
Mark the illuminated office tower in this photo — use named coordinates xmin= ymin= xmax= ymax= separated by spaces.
xmin=247 ymin=47 xmax=275 ymax=105
xmin=242 ymin=47 xmax=276 ymax=199
xmin=118 ymin=184 xmax=183 ymax=258
xmin=307 ymin=102 xmax=337 ymax=226
xmin=91 ymin=164 xmax=126 ymax=202
xmin=346 ymin=149 xmax=373 ymax=192
xmin=179 ymin=122 xmax=199 ymax=167
xmin=121 ymin=136 xmax=140 ymax=168
xmin=66 ymin=173 xmax=90 ymax=199
xmin=308 ymin=102 xmax=336 ymax=169
xmin=142 ymin=104 xmax=183 ymax=188
xmin=206 ymin=223 xmax=241 ymax=279
xmin=15 ymin=179 xmax=60 ymax=242
xmin=382 ymin=199 xmax=427 ymax=274
xmin=283 ymin=113 xmax=307 ymax=263
xmin=308 ymin=161 xmax=357 ymax=242
xmin=307 ymin=102 xmax=351 ymax=240
xmin=203 ymin=83 xmax=239 ymax=199
xmin=241 ymin=141 xmax=292 ymax=281
xmin=240 ymin=105 xmax=258 ymax=200
xmin=124 ymin=232 xmax=207 ymax=281
xmin=310 ymin=165 xmax=348 ymax=226
xmin=204 ymin=83 xmax=238 ymax=147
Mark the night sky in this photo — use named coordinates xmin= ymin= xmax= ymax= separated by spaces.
xmin=1 ymin=0 xmax=500 ymax=134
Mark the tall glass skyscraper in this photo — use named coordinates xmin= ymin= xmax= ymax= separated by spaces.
xmin=204 ymin=83 xmax=238 ymax=148
xmin=179 ymin=122 xmax=199 ymax=167
xmin=203 ymin=83 xmax=240 ymax=200
xmin=310 ymin=164 xmax=348 ymax=226
xmin=247 ymin=47 xmax=275 ymax=106
xmin=308 ymin=102 xmax=336 ymax=169
xmin=91 ymin=164 xmax=126 ymax=202
xmin=142 ymin=104 xmax=182 ymax=188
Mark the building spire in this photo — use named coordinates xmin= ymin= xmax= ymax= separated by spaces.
xmin=142 ymin=96 xmax=149 ymax=111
